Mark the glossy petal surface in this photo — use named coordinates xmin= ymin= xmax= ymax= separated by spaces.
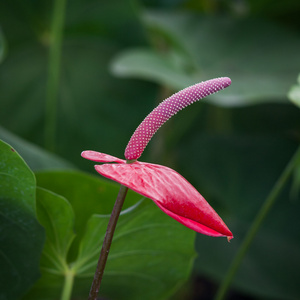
xmin=94 ymin=161 xmax=232 ymax=238
xmin=81 ymin=150 xmax=125 ymax=163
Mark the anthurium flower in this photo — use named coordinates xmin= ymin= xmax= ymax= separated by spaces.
xmin=82 ymin=77 xmax=233 ymax=240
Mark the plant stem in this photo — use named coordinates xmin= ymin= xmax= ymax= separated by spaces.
xmin=45 ymin=0 xmax=67 ymax=151
xmin=215 ymin=145 xmax=300 ymax=300
xmin=61 ymin=268 xmax=74 ymax=300
xmin=88 ymin=184 xmax=129 ymax=300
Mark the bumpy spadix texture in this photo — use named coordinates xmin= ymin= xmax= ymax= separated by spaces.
xmin=125 ymin=77 xmax=231 ymax=160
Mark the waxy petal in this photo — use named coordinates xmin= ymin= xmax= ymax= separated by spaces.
xmin=154 ymin=201 xmax=228 ymax=238
xmin=81 ymin=151 xmax=126 ymax=163
xmin=94 ymin=161 xmax=233 ymax=239
xmin=125 ymin=77 xmax=232 ymax=160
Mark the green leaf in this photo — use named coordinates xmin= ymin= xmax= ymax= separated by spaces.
xmin=112 ymin=12 xmax=300 ymax=106
xmin=34 ymin=170 xmax=142 ymax=260
xmin=0 ymin=126 xmax=74 ymax=171
xmin=36 ymin=187 xmax=76 ymax=270
xmin=0 ymin=140 xmax=45 ymax=300
xmin=25 ymin=170 xmax=196 ymax=300
xmin=288 ymin=74 xmax=300 ymax=108
xmin=23 ymin=187 xmax=76 ymax=299
xmin=111 ymin=48 xmax=195 ymax=90
xmin=73 ymin=200 xmax=196 ymax=300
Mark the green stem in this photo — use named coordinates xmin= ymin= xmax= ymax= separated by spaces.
xmin=215 ymin=145 xmax=300 ymax=300
xmin=88 ymin=184 xmax=129 ymax=300
xmin=45 ymin=0 xmax=67 ymax=151
xmin=61 ymin=268 xmax=74 ymax=300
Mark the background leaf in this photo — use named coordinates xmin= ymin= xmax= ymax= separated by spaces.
xmin=73 ymin=200 xmax=196 ymax=300
xmin=111 ymin=48 xmax=195 ymax=89
xmin=24 ymin=170 xmax=196 ymax=300
xmin=23 ymin=187 xmax=76 ymax=299
xmin=288 ymin=74 xmax=300 ymax=108
xmin=0 ymin=140 xmax=45 ymax=300
xmin=0 ymin=126 xmax=74 ymax=171
xmin=112 ymin=11 xmax=300 ymax=106
xmin=35 ymin=170 xmax=142 ymax=260
xmin=36 ymin=187 xmax=76 ymax=271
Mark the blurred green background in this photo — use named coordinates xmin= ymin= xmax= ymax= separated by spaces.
xmin=1 ymin=0 xmax=300 ymax=299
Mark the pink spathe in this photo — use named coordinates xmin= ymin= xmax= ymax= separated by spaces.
xmin=81 ymin=151 xmax=233 ymax=239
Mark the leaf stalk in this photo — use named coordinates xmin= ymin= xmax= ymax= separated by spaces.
xmin=45 ymin=0 xmax=67 ymax=151
xmin=61 ymin=268 xmax=74 ymax=300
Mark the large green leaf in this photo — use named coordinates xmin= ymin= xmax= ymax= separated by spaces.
xmin=112 ymin=11 xmax=300 ymax=106
xmin=111 ymin=48 xmax=195 ymax=90
xmin=0 ymin=140 xmax=45 ymax=300
xmin=23 ymin=187 xmax=76 ymax=299
xmin=35 ymin=170 xmax=142 ymax=259
xmin=36 ymin=187 xmax=76 ymax=273
xmin=73 ymin=200 xmax=196 ymax=300
xmin=24 ymin=170 xmax=196 ymax=300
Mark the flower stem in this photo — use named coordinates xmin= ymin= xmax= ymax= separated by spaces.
xmin=61 ymin=268 xmax=74 ymax=300
xmin=215 ymin=145 xmax=300 ymax=300
xmin=88 ymin=184 xmax=129 ymax=300
xmin=45 ymin=0 xmax=67 ymax=151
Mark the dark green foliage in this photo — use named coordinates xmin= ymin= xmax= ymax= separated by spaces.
xmin=0 ymin=0 xmax=300 ymax=299
xmin=0 ymin=141 xmax=45 ymax=300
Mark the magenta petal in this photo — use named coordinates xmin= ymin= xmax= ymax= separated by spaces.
xmin=154 ymin=201 xmax=227 ymax=238
xmin=94 ymin=162 xmax=233 ymax=238
xmin=81 ymin=151 xmax=126 ymax=163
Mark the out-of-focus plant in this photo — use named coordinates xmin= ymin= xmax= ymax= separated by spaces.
xmin=1 ymin=0 xmax=300 ymax=300
xmin=0 ymin=28 xmax=6 ymax=63
xmin=288 ymin=74 xmax=300 ymax=109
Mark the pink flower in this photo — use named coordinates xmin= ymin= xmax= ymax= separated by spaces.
xmin=82 ymin=77 xmax=233 ymax=240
